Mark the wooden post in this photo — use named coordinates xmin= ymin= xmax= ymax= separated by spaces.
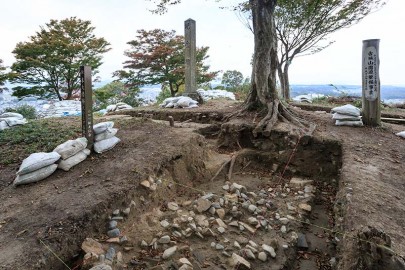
xmin=362 ymin=39 xmax=381 ymax=126
xmin=80 ymin=66 xmax=94 ymax=149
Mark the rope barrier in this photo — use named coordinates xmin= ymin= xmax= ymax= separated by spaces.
xmin=39 ymin=239 xmax=71 ymax=270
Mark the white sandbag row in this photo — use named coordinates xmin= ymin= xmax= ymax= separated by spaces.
xmin=197 ymin=89 xmax=236 ymax=101
xmin=53 ymin=137 xmax=90 ymax=171
xmin=331 ymin=104 xmax=363 ymax=127
xmin=14 ymin=152 xmax=61 ymax=186
xmin=106 ymin=102 xmax=133 ymax=112
xmin=396 ymin=131 xmax=405 ymax=139
xmin=0 ymin=112 xmax=27 ymax=131
xmin=93 ymin=122 xmax=121 ymax=153
xmin=160 ymin=96 xmax=199 ymax=109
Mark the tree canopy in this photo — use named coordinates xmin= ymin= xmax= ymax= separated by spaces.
xmin=114 ymin=28 xmax=218 ymax=97
xmin=275 ymin=0 xmax=385 ymax=99
xmin=10 ymin=17 xmax=111 ymax=100
xmin=221 ymin=70 xmax=244 ymax=91
xmin=0 ymin=59 xmax=7 ymax=91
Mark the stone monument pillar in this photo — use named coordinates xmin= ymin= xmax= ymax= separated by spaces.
xmin=80 ymin=66 xmax=94 ymax=149
xmin=184 ymin=19 xmax=202 ymax=103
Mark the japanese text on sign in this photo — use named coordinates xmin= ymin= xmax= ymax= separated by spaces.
xmin=364 ymin=47 xmax=378 ymax=101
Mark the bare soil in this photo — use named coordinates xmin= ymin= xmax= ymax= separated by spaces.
xmin=0 ymin=100 xmax=404 ymax=270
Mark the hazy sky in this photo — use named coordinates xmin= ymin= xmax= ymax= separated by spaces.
xmin=1 ymin=0 xmax=404 ymax=86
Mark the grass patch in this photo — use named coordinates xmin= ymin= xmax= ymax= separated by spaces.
xmin=0 ymin=118 xmax=81 ymax=166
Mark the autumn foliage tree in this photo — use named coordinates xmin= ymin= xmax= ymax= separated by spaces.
xmin=10 ymin=17 xmax=111 ymax=100
xmin=115 ymin=29 xmax=218 ymax=97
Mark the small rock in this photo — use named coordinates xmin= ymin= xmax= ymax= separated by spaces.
xmin=262 ymin=244 xmax=276 ymax=258
xmin=248 ymin=217 xmax=258 ymax=225
xmin=289 ymin=177 xmax=313 ymax=187
xmin=179 ymin=257 xmax=192 ymax=266
xmin=248 ymin=240 xmax=258 ymax=249
xmin=105 ymin=246 xmax=115 ymax=262
xmin=299 ymin=203 xmax=312 ymax=212
xmin=216 ymin=208 xmax=226 ymax=219
xmin=281 ymin=225 xmax=287 ymax=233
xmin=256 ymin=199 xmax=265 ymax=205
xmin=196 ymin=198 xmax=212 ymax=213
xmin=168 ymin=202 xmax=179 ymax=211
xmin=218 ymin=226 xmax=226 ymax=234
xmin=82 ymin=238 xmax=104 ymax=255
xmin=246 ymin=245 xmax=258 ymax=253
xmin=216 ymin=243 xmax=224 ymax=250
xmin=211 ymin=242 xmax=216 ymax=248
xmin=209 ymin=206 xmax=216 ymax=215
xmin=229 ymin=221 xmax=239 ymax=227
xmin=162 ymin=246 xmax=177 ymax=259
xmin=234 ymin=241 xmax=241 ymax=249
xmin=141 ymin=240 xmax=148 ymax=247
xmin=106 ymin=237 xmax=120 ymax=243
xmin=297 ymin=233 xmax=309 ymax=250
xmin=229 ymin=253 xmax=251 ymax=269
xmin=216 ymin=218 xmax=227 ymax=228
xmin=141 ymin=180 xmax=150 ymax=189
xmin=159 ymin=235 xmax=171 ymax=244
xmin=111 ymin=216 xmax=124 ymax=221
xmin=107 ymin=228 xmax=120 ymax=238
xmin=122 ymin=207 xmax=131 ymax=216
xmin=222 ymin=251 xmax=231 ymax=257
xmin=182 ymin=200 xmax=192 ymax=207
xmin=279 ymin=218 xmax=289 ymax=225
xmin=242 ymin=248 xmax=255 ymax=260
xmin=258 ymin=252 xmax=267 ymax=262
xmin=112 ymin=209 xmax=120 ymax=216
xmin=130 ymin=200 xmax=136 ymax=208
xmin=248 ymin=205 xmax=257 ymax=213
xmin=160 ymin=220 xmax=170 ymax=228
xmin=108 ymin=221 xmax=117 ymax=230
xmin=89 ymin=264 xmax=112 ymax=270
xmin=119 ymin=236 xmax=128 ymax=245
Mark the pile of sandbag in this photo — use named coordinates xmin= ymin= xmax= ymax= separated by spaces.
xmin=106 ymin=102 xmax=133 ymax=112
xmin=160 ymin=96 xmax=199 ymax=108
xmin=0 ymin=112 xmax=27 ymax=131
xmin=197 ymin=89 xmax=236 ymax=101
xmin=93 ymin=122 xmax=120 ymax=153
xmin=54 ymin=137 xmax=90 ymax=171
xmin=396 ymin=131 xmax=405 ymax=139
xmin=14 ymin=152 xmax=61 ymax=186
xmin=331 ymin=104 xmax=363 ymax=127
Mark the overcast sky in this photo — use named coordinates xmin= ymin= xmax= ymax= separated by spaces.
xmin=1 ymin=0 xmax=404 ymax=86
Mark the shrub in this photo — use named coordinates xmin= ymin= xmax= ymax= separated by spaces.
xmin=4 ymin=104 xmax=37 ymax=119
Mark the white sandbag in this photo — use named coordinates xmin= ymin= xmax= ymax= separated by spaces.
xmin=0 ymin=120 xmax=9 ymax=131
xmin=396 ymin=131 xmax=405 ymax=139
xmin=0 ymin=112 xmax=24 ymax=119
xmin=335 ymin=120 xmax=363 ymax=127
xmin=332 ymin=113 xmax=361 ymax=121
xmin=165 ymin=102 xmax=175 ymax=108
xmin=94 ymin=128 xmax=118 ymax=142
xmin=3 ymin=117 xmax=27 ymax=127
xmin=14 ymin=164 xmax=58 ymax=186
xmin=187 ymin=104 xmax=199 ymax=108
xmin=106 ymin=105 xmax=117 ymax=112
xmin=94 ymin=136 xmax=121 ymax=153
xmin=176 ymin=97 xmax=193 ymax=108
xmin=53 ymin=137 xmax=87 ymax=160
xmin=58 ymin=149 xmax=91 ymax=171
xmin=93 ymin=121 xmax=114 ymax=135
xmin=331 ymin=104 xmax=361 ymax=117
xmin=17 ymin=152 xmax=61 ymax=175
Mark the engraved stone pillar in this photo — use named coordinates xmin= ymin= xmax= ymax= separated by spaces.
xmin=184 ymin=19 xmax=202 ymax=102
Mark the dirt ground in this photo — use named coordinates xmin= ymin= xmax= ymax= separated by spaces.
xmin=0 ymin=101 xmax=404 ymax=270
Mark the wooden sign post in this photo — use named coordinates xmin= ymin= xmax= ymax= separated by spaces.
xmin=362 ymin=39 xmax=381 ymax=126
xmin=80 ymin=66 xmax=94 ymax=149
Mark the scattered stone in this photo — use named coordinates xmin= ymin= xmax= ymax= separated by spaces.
xmin=82 ymin=238 xmax=105 ymax=255
xmin=246 ymin=245 xmax=258 ymax=254
xmin=262 ymin=244 xmax=276 ymax=258
xmin=130 ymin=200 xmax=136 ymax=208
xmin=216 ymin=243 xmax=225 ymax=250
xmin=248 ymin=204 xmax=257 ymax=213
xmin=111 ymin=216 xmax=124 ymax=221
xmin=141 ymin=240 xmax=148 ymax=247
xmin=89 ymin=264 xmax=112 ymax=270
xmin=281 ymin=225 xmax=287 ymax=233
xmin=304 ymin=185 xmax=314 ymax=193
xmin=211 ymin=242 xmax=216 ymax=248
xmin=236 ymin=236 xmax=249 ymax=245
xmin=242 ymin=248 xmax=255 ymax=260
xmin=172 ymin=231 xmax=182 ymax=238
xmin=196 ymin=198 xmax=211 ymax=213
xmin=168 ymin=202 xmax=179 ymax=211
xmin=256 ymin=199 xmax=265 ymax=205
xmin=248 ymin=240 xmax=258 ymax=249
xmin=238 ymin=222 xmax=256 ymax=234
xmin=216 ymin=208 xmax=226 ymax=219
xmin=209 ymin=206 xmax=216 ymax=215
xmin=182 ymin=200 xmax=192 ymax=207
xmin=229 ymin=253 xmax=251 ymax=269
xmin=107 ymin=228 xmax=120 ymax=238
xmin=122 ymin=207 xmax=131 ymax=216
xmin=286 ymin=202 xmax=296 ymax=211
xmin=162 ymin=246 xmax=177 ymax=259
xmin=108 ymin=220 xmax=117 ymax=230
xmin=140 ymin=180 xmax=150 ymax=189
xmin=258 ymin=252 xmax=267 ymax=262
xmin=222 ymin=251 xmax=231 ymax=257
xmin=119 ymin=236 xmax=128 ymax=245
xmin=179 ymin=257 xmax=192 ymax=266
xmin=290 ymin=177 xmax=313 ymax=187
xmin=229 ymin=221 xmax=239 ymax=227
xmin=299 ymin=203 xmax=312 ymax=212
xmin=160 ymin=220 xmax=170 ymax=228
xmin=105 ymin=246 xmax=116 ymax=262
xmin=159 ymin=235 xmax=171 ymax=244
xmin=106 ymin=237 xmax=120 ymax=243
xmin=112 ymin=209 xmax=120 ymax=216
xmin=216 ymin=218 xmax=227 ymax=228
xmin=234 ymin=241 xmax=241 ymax=249
xmin=297 ymin=233 xmax=309 ymax=250
xmin=222 ymin=184 xmax=230 ymax=191
xmin=248 ymin=217 xmax=258 ymax=225
xmin=279 ymin=218 xmax=289 ymax=225
xmin=195 ymin=215 xmax=209 ymax=227
xmin=218 ymin=227 xmax=226 ymax=234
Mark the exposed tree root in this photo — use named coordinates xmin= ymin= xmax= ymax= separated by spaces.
xmin=210 ymin=158 xmax=231 ymax=182
xmin=227 ymin=153 xmax=238 ymax=181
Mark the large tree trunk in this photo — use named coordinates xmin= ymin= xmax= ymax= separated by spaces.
xmin=281 ymin=64 xmax=290 ymax=100
xmin=245 ymin=0 xmax=278 ymax=136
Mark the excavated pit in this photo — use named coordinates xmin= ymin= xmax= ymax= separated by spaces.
xmin=70 ymin=119 xmax=343 ymax=270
